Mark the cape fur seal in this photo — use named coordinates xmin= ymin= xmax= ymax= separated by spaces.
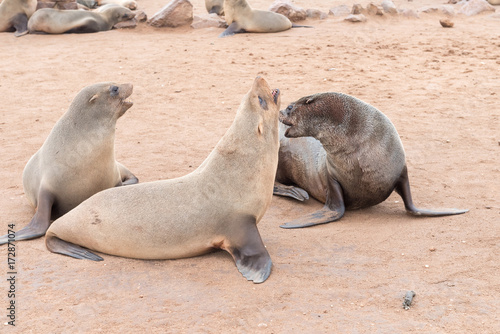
xmin=0 ymin=0 xmax=36 ymax=36
xmin=96 ymin=0 xmax=137 ymax=10
xmin=27 ymin=6 xmax=134 ymax=34
xmin=274 ymin=92 xmax=468 ymax=228
xmin=0 ymin=83 xmax=138 ymax=245
xmin=220 ymin=0 xmax=311 ymax=38
xmin=45 ymin=77 xmax=281 ymax=284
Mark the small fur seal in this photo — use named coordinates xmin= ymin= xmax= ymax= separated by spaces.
xmin=274 ymin=92 xmax=468 ymax=228
xmin=220 ymin=0 xmax=311 ymax=38
xmin=28 ymin=6 xmax=134 ymax=34
xmin=0 ymin=0 xmax=37 ymax=36
xmin=45 ymin=77 xmax=281 ymax=284
xmin=0 ymin=83 xmax=138 ymax=245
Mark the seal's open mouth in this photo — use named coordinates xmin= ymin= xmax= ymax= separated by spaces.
xmin=272 ymin=89 xmax=280 ymax=104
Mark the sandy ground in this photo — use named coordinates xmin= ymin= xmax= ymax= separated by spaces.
xmin=1 ymin=0 xmax=499 ymax=332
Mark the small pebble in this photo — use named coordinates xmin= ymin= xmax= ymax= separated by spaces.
xmin=440 ymin=19 xmax=454 ymax=28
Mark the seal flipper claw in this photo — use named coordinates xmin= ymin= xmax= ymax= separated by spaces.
xmin=273 ymin=182 xmax=309 ymax=201
xmin=280 ymin=176 xmax=345 ymax=229
xmin=224 ymin=215 xmax=272 ymax=284
xmin=46 ymin=235 xmax=103 ymax=261
xmin=0 ymin=189 xmax=54 ymax=245
xmin=395 ymin=167 xmax=469 ymax=217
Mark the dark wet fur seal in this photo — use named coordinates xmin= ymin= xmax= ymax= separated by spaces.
xmin=274 ymin=92 xmax=468 ymax=228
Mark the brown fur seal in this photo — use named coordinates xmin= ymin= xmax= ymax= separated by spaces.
xmin=0 ymin=0 xmax=36 ymax=36
xmin=205 ymin=0 xmax=224 ymax=16
xmin=27 ymin=6 xmax=134 ymax=34
xmin=45 ymin=77 xmax=281 ymax=284
xmin=274 ymin=92 xmax=468 ymax=228
xmin=220 ymin=0 xmax=311 ymax=38
xmin=0 ymin=83 xmax=138 ymax=245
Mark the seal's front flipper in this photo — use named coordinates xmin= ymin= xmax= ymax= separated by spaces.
xmin=11 ymin=14 xmax=29 ymax=37
xmin=273 ymin=182 xmax=309 ymax=201
xmin=223 ymin=215 xmax=272 ymax=284
xmin=0 ymin=189 xmax=54 ymax=245
xmin=46 ymin=235 xmax=103 ymax=261
xmin=280 ymin=177 xmax=345 ymax=229
xmin=219 ymin=22 xmax=244 ymax=38
xmin=116 ymin=162 xmax=139 ymax=186
xmin=395 ymin=167 xmax=469 ymax=217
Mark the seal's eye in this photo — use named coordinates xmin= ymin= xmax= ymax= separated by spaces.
xmin=286 ymin=104 xmax=293 ymax=111
xmin=258 ymin=96 xmax=268 ymax=110
xmin=110 ymin=86 xmax=119 ymax=97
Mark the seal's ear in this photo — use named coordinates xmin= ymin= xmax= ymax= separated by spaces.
xmin=305 ymin=96 xmax=315 ymax=104
xmin=89 ymin=94 xmax=99 ymax=103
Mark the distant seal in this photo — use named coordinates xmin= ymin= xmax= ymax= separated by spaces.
xmin=274 ymin=92 xmax=468 ymax=228
xmin=205 ymin=0 xmax=224 ymax=15
xmin=0 ymin=0 xmax=37 ymax=36
xmin=96 ymin=0 xmax=137 ymax=10
xmin=0 ymin=83 xmax=138 ymax=245
xmin=220 ymin=0 xmax=311 ymax=37
xmin=45 ymin=77 xmax=281 ymax=284
xmin=28 ymin=6 xmax=134 ymax=34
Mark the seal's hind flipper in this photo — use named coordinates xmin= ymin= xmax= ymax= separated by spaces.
xmin=395 ymin=167 xmax=469 ymax=217
xmin=273 ymin=182 xmax=309 ymax=201
xmin=11 ymin=14 xmax=29 ymax=37
xmin=219 ymin=22 xmax=244 ymax=38
xmin=224 ymin=215 xmax=272 ymax=283
xmin=280 ymin=177 xmax=345 ymax=229
xmin=0 ymin=189 xmax=55 ymax=245
xmin=46 ymin=235 xmax=103 ymax=261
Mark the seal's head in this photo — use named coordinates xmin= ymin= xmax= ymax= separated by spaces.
xmin=102 ymin=6 xmax=135 ymax=22
xmin=72 ymin=82 xmax=133 ymax=121
xmin=239 ymin=76 xmax=280 ymax=138
xmin=280 ymin=92 xmax=346 ymax=139
xmin=249 ymin=76 xmax=281 ymax=112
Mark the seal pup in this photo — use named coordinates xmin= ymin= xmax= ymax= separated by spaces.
xmin=27 ymin=6 xmax=134 ymax=34
xmin=274 ymin=92 xmax=468 ymax=228
xmin=0 ymin=0 xmax=37 ymax=36
xmin=0 ymin=83 xmax=138 ymax=245
xmin=205 ymin=0 xmax=224 ymax=15
xmin=45 ymin=77 xmax=281 ymax=284
xmin=219 ymin=0 xmax=311 ymax=38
